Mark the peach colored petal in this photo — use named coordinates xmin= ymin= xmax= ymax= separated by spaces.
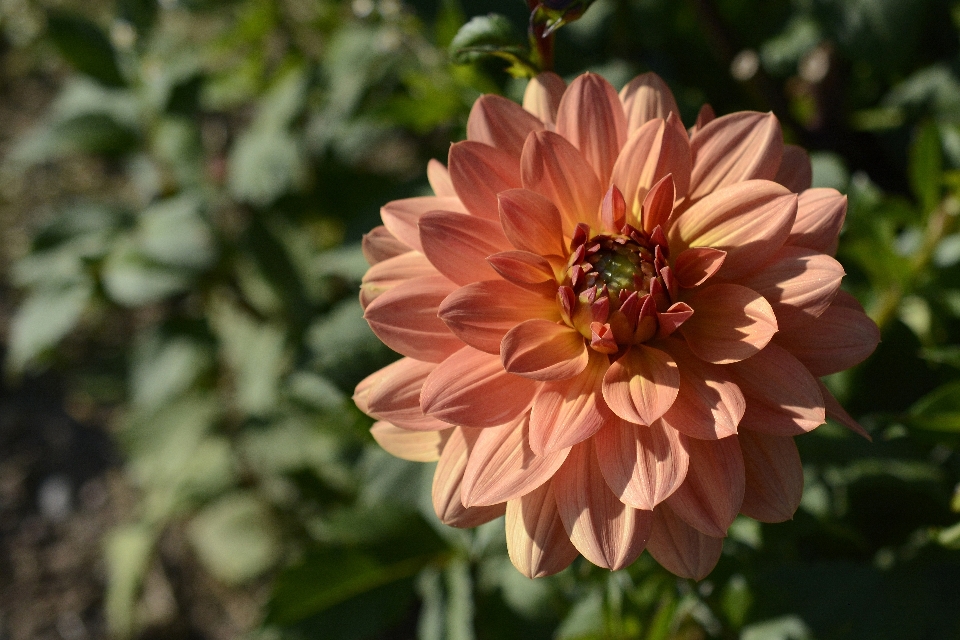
xmin=831 ymin=289 xmax=866 ymax=312
xmin=739 ymin=246 xmax=844 ymax=331
xmin=728 ymin=343 xmax=825 ymax=436
xmin=506 ymin=479 xmax=578 ymax=578
xmin=620 ymin=72 xmax=681 ymax=134
xmin=646 ymin=503 xmax=723 ymax=580
xmin=555 ymin=72 xmax=627 ymax=186
xmin=775 ymin=144 xmax=813 ymax=193
xmin=487 ymin=251 xmax=556 ymax=287
xmin=688 ymin=111 xmax=784 ymax=202
xmin=501 ymin=319 xmax=589 ymax=381
xmin=773 ymin=303 xmax=880 ymax=376
xmin=427 ymin=158 xmax=457 ymax=197
xmin=418 ymin=211 xmax=511 ymax=285
xmin=691 ymin=104 xmax=716 ymax=134
xmin=680 ymin=283 xmax=778 ymax=364
xmin=674 ymin=247 xmax=727 ymax=289
xmin=353 ymin=367 xmax=381 ymax=414
xmin=738 ymin=430 xmax=803 ymax=523
xmin=362 ymin=225 xmax=410 ymax=265
xmin=789 ymin=188 xmax=846 ymax=256
xmin=498 ymin=188 xmax=566 ymax=257
xmin=381 ymin=196 xmax=468 ymax=252
xmin=439 ymin=280 xmax=559 ymax=354
xmin=819 ymin=380 xmax=872 ymax=440
xmin=467 ymin=94 xmax=545 ymax=160
xmin=640 ymin=173 xmax=677 ymax=234
xmin=448 ymin=141 xmax=522 ymax=220
xmin=371 ymin=421 xmax=451 ymax=462
xmin=363 ymin=274 xmax=463 ymax=363
xmin=602 ymin=344 xmax=680 ymax=425
xmin=360 ymin=251 xmax=437 ymax=309
xmin=365 ymin=358 xmax=449 ymax=431
xmin=523 ymin=72 xmax=566 ymax=126
xmin=665 ymin=435 xmax=744 ymax=537
xmin=461 ymin=412 xmax=569 ymax=507
xmin=421 ymin=346 xmax=539 ymax=428
xmin=521 ymin=131 xmax=603 ymax=235
xmin=433 ymin=426 xmax=507 ymax=527
xmin=669 ymin=180 xmax=798 ymax=280
xmin=659 ymin=340 xmax=745 ymax=439
xmin=595 ymin=418 xmax=690 ymax=510
xmin=553 ymin=440 xmax=653 ymax=570
xmin=529 ymin=349 xmax=617 ymax=455
xmin=611 ymin=118 xmax=692 ymax=221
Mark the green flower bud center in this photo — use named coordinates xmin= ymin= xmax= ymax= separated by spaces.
xmin=586 ymin=239 xmax=655 ymax=297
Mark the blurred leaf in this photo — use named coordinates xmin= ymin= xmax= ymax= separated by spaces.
xmin=7 ymin=280 xmax=93 ymax=372
xmin=938 ymin=521 xmax=960 ymax=549
xmin=449 ymin=14 xmax=536 ymax=77
xmin=151 ymin=117 xmax=204 ymax=187
xmin=444 ymin=559 xmax=476 ymax=640
xmin=741 ymin=616 xmax=812 ymax=640
xmin=228 ymin=127 xmax=306 ymax=206
xmin=46 ymin=13 xmax=125 ymax=87
xmin=721 ymin=574 xmax=752 ymax=629
xmin=130 ymin=332 xmax=213 ymax=410
xmin=907 ymin=381 xmax=960 ymax=432
xmin=116 ymin=0 xmax=158 ymax=39
xmin=103 ymin=524 xmax=156 ymax=637
xmin=307 ymin=299 xmax=393 ymax=390
xmin=556 ymin=587 xmax=604 ymax=639
xmin=909 ymin=121 xmax=943 ymax=214
xmin=101 ymin=239 xmax=193 ymax=306
xmin=137 ymin=194 xmax=216 ymax=269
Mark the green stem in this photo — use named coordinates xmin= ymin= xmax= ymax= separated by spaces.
xmin=527 ymin=1 xmax=555 ymax=73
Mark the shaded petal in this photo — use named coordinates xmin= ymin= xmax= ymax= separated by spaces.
xmin=467 ymin=94 xmax=545 ymax=160
xmin=360 ymin=251 xmax=437 ymax=309
xmin=381 ymin=196 xmax=467 ymax=253
xmin=439 ymin=280 xmax=559 ymax=353
xmin=498 ymin=188 xmax=566 ymax=257
xmin=602 ymin=344 xmax=680 ymax=425
xmin=665 ymin=435 xmax=744 ymax=537
xmin=419 ymin=211 xmax=511 ymax=285
xmin=427 ymin=158 xmax=457 ymax=197
xmin=371 ymin=422 xmax=451 ymax=462
xmin=448 ymin=141 xmax=522 ymax=220
xmin=647 ymin=503 xmax=723 ymax=580
xmin=421 ymin=346 xmax=539 ymax=428
xmin=366 ymin=358 xmax=449 ymax=431
xmin=529 ymin=350 xmax=617 ymax=455
xmin=523 ymin=72 xmax=566 ymax=126
xmin=502 ymin=319 xmax=589 ymax=380
xmin=674 ymin=247 xmax=726 ymax=289
xmin=773 ymin=303 xmax=880 ymax=376
xmin=611 ymin=118 xmax=692 ymax=221
xmin=691 ymin=104 xmax=716 ymax=134
xmin=739 ymin=430 xmax=803 ymax=522
xmin=680 ymin=283 xmax=778 ymax=364
xmin=775 ymin=144 xmax=812 ymax=193
xmin=620 ymin=72 xmax=681 ymax=134
xmin=669 ymin=180 xmax=798 ymax=280
xmin=595 ymin=418 xmax=690 ymax=510
xmin=432 ymin=426 xmax=507 ymax=527
xmin=364 ymin=274 xmax=463 ymax=363
xmin=819 ymin=380 xmax=872 ymax=440
xmin=737 ymin=246 xmax=844 ymax=331
xmin=788 ymin=188 xmax=846 ymax=256
xmin=487 ymin=251 xmax=556 ymax=287
xmin=729 ymin=343 xmax=825 ymax=436
xmin=362 ymin=225 xmax=410 ymax=265
xmin=554 ymin=439 xmax=653 ymax=570
xmin=506 ymin=480 xmax=579 ymax=578
xmin=640 ymin=173 xmax=677 ymax=234
xmin=522 ymin=131 xmax=603 ymax=235
xmin=461 ymin=412 xmax=569 ymax=507
xmin=555 ymin=72 xmax=627 ymax=186
xmin=659 ymin=340 xmax=745 ymax=440
xmin=688 ymin=111 xmax=784 ymax=202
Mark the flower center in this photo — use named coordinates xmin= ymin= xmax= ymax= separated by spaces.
xmin=586 ymin=237 xmax=656 ymax=298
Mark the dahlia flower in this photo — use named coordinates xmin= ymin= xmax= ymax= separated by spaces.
xmin=354 ymin=71 xmax=879 ymax=580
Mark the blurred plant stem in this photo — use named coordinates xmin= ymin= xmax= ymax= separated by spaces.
xmin=527 ymin=0 xmax=555 ymax=72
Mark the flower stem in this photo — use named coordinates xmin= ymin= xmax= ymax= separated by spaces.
xmin=527 ymin=0 xmax=555 ymax=72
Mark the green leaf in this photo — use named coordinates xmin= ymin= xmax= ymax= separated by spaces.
xmin=7 ymin=281 xmax=93 ymax=372
xmin=136 ymin=194 xmax=216 ymax=270
xmin=101 ymin=239 xmax=193 ymax=306
xmin=907 ymin=381 xmax=960 ymax=432
xmin=228 ymin=127 xmax=306 ymax=206
xmin=46 ymin=13 xmax=125 ymax=87
xmin=909 ymin=121 xmax=943 ymax=214
xmin=130 ymin=332 xmax=213 ymax=410
xmin=449 ymin=14 xmax=537 ymax=77
xmin=116 ymin=0 xmax=158 ymax=41
xmin=103 ymin=524 xmax=156 ymax=637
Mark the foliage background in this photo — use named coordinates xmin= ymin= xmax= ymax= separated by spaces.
xmin=1 ymin=0 xmax=960 ymax=637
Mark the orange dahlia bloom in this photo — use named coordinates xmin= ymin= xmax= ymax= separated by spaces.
xmin=354 ymin=72 xmax=880 ymax=580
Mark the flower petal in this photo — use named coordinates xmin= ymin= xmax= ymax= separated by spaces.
xmin=365 ymin=358 xmax=449 ymax=431
xmin=620 ymin=72 xmax=681 ymax=134
xmin=371 ymin=421 xmax=451 ymax=462
xmin=595 ymin=418 xmax=690 ymax=510
xmin=432 ymin=426 xmax=507 ymax=527
xmin=773 ymin=302 xmax=880 ymax=376
xmin=647 ymin=503 xmax=723 ymax=580
xmin=381 ymin=196 xmax=467 ymax=253
xmin=738 ymin=430 xmax=803 ymax=523
xmin=688 ymin=111 xmax=784 ymax=202
xmin=448 ymin=141 xmax=523 ymax=220
xmin=640 ymin=173 xmax=677 ymax=234
xmin=788 ymin=188 xmax=846 ymax=256
xmin=498 ymin=188 xmax=567 ymax=257
xmin=467 ymin=94 xmax=545 ymax=160
xmin=774 ymin=144 xmax=812 ymax=193
xmin=819 ymin=380 xmax=872 ymax=440
xmin=728 ymin=343 xmax=825 ymax=436
xmin=360 ymin=251 xmax=438 ymax=308
xmin=501 ymin=319 xmax=589 ymax=381
xmin=506 ymin=480 xmax=579 ymax=578
xmin=659 ymin=340 xmax=745 ymax=440
xmin=364 ymin=274 xmax=463 ymax=363
xmin=555 ymin=72 xmax=627 ymax=186
xmin=602 ymin=344 xmax=680 ymax=425
xmin=421 ymin=346 xmax=539 ymax=428
xmin=461 ymin=412 xmax=569 ymax=507
xmin=362 ymin=225 xmax=410 ymax=265
xmin=438 ymin=280 xmax=559 ymax=353
xmin=419 ymin=211 xmax=511 ymax=285
xmin=529 ymin=349 xmax=617 ymax=455
xmin=522 ymin=131 xmax=603 ymax=235
xmin=554 ymin=439 xmax=653 ymax=570
xmin=427 ymin=158 xmax=457 ymax=197
xmin=669 ymin=180 xmax=798 ymax=280
xmin=680 ymin=283 xmax=778 ymax=364
xmin=674 ymin=247 xmax=727 ymax=289
xmin=611 ymin=118 xmax=692 ymax=220
xmin=523 ymin=72 xmax=566 ymax=126
xmin=665 ymin=435 xmax=745 ymax=537
xmin=487 ymin=251 xmax=557 ymax=287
